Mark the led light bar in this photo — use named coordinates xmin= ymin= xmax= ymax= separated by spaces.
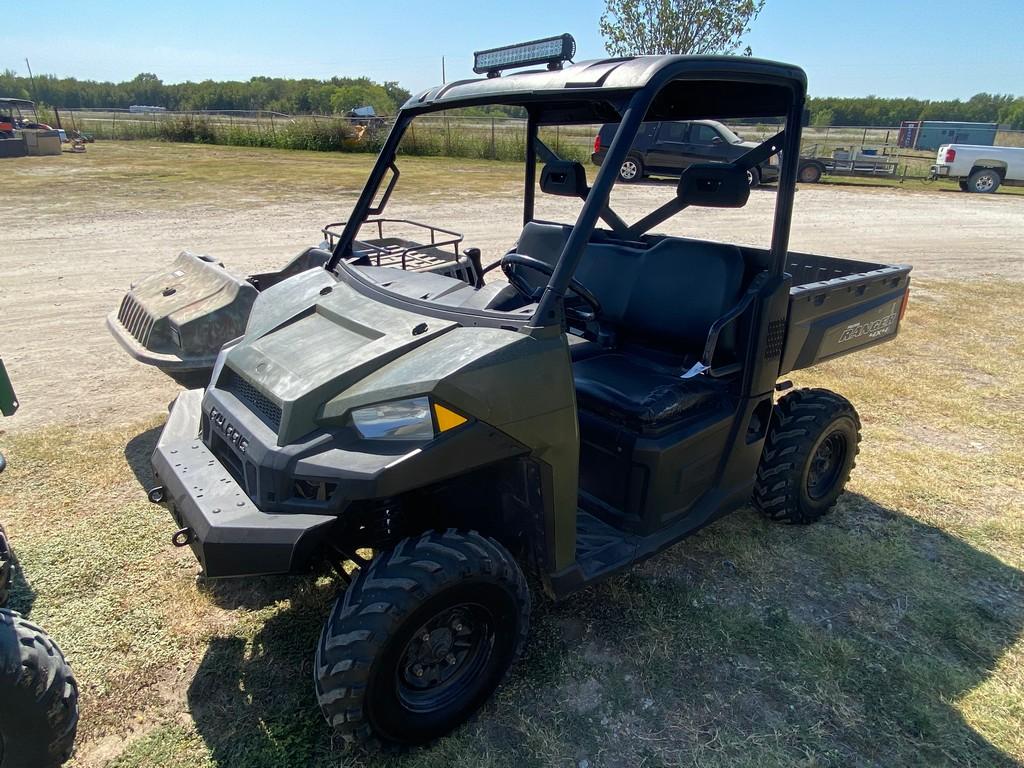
xmin=473 ymin=34 xmax=576 ymax=77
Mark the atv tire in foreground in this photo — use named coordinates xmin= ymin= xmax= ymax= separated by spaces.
xmin=315 ymin=530 xmax=529 ymax=750
xmin=754 ymin=388 xmax=862 ymax=524
xmin=0 ymin=610 xmax=79 ymax=768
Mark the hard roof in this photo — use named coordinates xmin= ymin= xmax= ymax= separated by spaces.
xmin=403 ymin=55 xmax=806 ymax=111
xmin=0 ymin=97 xmax=35 ymax=110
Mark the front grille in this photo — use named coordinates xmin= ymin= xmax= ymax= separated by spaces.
xmin=220 ymin=368 xmax=282 ymax=432
xmin=117 ymin=292 xmax=156 ymax=345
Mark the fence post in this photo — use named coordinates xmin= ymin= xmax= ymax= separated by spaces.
xmin=491 ymin=118 xmax=496 ymax=159
xmin=445 ymin=113 xmax=451 ymax=155
xmin=555 ymin=125 xmax=560 ymax=154
xmin=862 ymin=127 xmax=868 ymax=144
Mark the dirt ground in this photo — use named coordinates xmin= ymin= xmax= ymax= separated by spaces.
xmin=1 ymin=152 xmax=1021 ymax=435
xmin=1 ymin=144 xmax=1023 ymax=768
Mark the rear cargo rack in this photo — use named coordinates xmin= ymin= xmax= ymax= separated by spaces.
xmin=322 ymin=218 xmax=478 ymax=284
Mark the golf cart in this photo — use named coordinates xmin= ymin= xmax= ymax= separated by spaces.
xmin=108 ymin=221 xmax=483 ymax=377
xmin=145 ymin=36 xmax=911 ymax=750
xmin=0 ymin=98 xmax=62 ymax=158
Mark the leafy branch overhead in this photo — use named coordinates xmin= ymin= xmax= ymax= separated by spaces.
xmin=600 ymin=0 xmax=766 ymax=56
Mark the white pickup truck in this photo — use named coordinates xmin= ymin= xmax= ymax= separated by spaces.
xmin=931 ymin=144 xmax=1024 ymax=193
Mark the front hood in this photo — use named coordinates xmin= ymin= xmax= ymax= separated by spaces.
xmin=218 ymin=269 xmax=459 ymax=444
xmin=118 ymin=251 xmax=257 ymax=356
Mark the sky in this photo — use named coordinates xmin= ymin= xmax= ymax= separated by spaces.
xmin=2 ymin=0 xmax=1022 ymax=100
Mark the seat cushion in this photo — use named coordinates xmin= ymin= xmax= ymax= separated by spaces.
xmin=566 ymin=334 xmax=605 ymax=362
xmin=573 ymin=353 xmax=729 ymax=428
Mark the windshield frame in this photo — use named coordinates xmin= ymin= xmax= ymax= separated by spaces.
xmin=326 ymin=68 xmax=805 ymax=332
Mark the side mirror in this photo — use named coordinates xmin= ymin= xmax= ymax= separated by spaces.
xmin=539 ymin=161 xmax=589 ymax=198
xmin=711 ymin=136 xmax=723 ymax=145
xmin=677 ymin=164 xmax=750 ymax=208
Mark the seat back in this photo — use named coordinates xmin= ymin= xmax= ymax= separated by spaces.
xmin=514 ymin=221 xmax=745 ymax=352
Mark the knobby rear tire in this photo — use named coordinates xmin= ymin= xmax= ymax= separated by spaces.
xmin=754 ymin=388 xmax=861 ymax=524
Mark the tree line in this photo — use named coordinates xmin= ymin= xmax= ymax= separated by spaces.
xmin=2 ymin=69 xmax=1022 ymax=129
xmin=808 ymin=93 xmax=1024 ymax=130
xmin=0 ymin=71 xmax=414 ymax=116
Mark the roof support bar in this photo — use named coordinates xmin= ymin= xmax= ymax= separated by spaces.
xmin=624 ymin=130 xmax=784 ymax=240
xmin=533 ymin=90 xmax=652 ymax=327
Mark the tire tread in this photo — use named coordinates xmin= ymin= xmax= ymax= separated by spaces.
xmin=0 ymin=609 xmax=79 ymax=767
xmin=753 ymin=388 xmax=861 ymax=524
xmin=314 ymin=530 xmax=529 ymax=752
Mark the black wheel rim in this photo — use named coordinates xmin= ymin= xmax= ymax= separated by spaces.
xmin=807 ymin=431 xmax=847 ymax=500
xmin=396 ymin=603 xmax=494 ymax=713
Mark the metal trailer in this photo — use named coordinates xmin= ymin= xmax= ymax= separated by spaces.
xmin=796 ymin=144 xmax=900 ymax=183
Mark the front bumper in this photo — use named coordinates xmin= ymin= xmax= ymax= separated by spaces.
xmin=151 ymin=389 xmax=335 ymax=577
xmin=107 ymin=311 xmax=217 ymax=374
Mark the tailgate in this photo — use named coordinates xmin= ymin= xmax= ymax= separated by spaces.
xmin=780 ymin=253 xmax=911 ymax=375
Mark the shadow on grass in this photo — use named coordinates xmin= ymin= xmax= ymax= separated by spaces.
xmin=182 ymin=495 xmax=1021 ymax=766
xmin=2 ymin=540 xmax=36 ymax=617
xmin=124 ymin=424 xmax=162 ymax=494
xmin=187 ymin=578 xmax=339 ymax=768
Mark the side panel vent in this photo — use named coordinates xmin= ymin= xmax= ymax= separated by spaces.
xmin=765 ymin=318 xmax=786 ymax=360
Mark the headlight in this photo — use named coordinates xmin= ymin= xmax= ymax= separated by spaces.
xmin=351 ymin=397 xmax=434 ymax=440
xmin=349 ymin=397 xmax=469 ymax=440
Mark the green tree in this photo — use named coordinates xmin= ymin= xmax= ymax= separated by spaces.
xmin=810 ymin=107 xmax=834 ymax=127
xmin=600 ymin=0 xmax=765 ymax=56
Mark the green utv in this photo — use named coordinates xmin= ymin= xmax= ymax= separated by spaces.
xmin=144 ymin=37 xmax=911 ymax=749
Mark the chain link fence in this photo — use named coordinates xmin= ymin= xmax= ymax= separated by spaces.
xmin=56 ymin=107 xmax=1024 ymax=177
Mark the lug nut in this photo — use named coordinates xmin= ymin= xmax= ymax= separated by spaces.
xmin=453 ymin=622 xmax=463 ymax=632
xmin=421 ymin=633 xmax=431 ymax=643
xmin=446 ymin=653 xmax=457 ymax=665
xmin=413 ymin=665 xmax=424 ymax=677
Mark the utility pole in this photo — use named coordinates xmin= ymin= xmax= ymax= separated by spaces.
xmin=24 ymin=58 xmax=39 ymax=100
xmin=442 ymin=56 xmax=446 ymax=85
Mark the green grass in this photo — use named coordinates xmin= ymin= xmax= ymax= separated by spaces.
xmin=1 ymin=276 xmax=1021 ymax=767
xmin=3 ymin=142 xmax=527 ymax=213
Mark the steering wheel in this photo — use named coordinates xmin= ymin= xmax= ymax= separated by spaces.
xmin=500 ymin=253 xmax=602 ymax=322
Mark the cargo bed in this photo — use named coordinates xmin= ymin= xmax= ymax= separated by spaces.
xmin=780 ymin=252 xmax=911 ymax=375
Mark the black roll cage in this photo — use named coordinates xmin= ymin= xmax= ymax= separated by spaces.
xmin=327 ymin=58 xmax=806 ymax=331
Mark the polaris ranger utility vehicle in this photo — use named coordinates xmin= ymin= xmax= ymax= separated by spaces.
xmin=146 ymin=35 xmax=911 ymax=750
